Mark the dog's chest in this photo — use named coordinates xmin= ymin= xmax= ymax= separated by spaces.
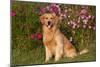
xmin=43 ymin=31 xmax=54 ymax=42
xmin=43 ymin=34 xmax=57 ymax=53
xmin=43 ymin=35 xmax=56 ymax=44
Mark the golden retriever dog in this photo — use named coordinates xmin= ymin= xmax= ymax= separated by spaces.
xmin=40 ymin=13 xmax=88 ymax=62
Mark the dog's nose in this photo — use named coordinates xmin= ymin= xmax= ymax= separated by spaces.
xmin=48 ymin=21 xmax=51 ymax=25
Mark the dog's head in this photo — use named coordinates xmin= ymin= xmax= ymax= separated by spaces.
xmin=40 ymin=13 xmax=59 ymax=29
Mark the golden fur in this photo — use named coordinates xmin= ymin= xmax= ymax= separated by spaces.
xmin=40 ymin=13 xmax=88 ymax=62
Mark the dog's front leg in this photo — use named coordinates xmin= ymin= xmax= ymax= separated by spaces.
xmin=55 ymin=36 xmax=64 ymax=62
xmin=45 ymin=46 xmax=52 ymax=63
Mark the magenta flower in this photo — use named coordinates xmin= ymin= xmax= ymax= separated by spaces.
xmin=79 ymin=8 xmax=89 ymax=20
xmin=11 ymin=11 xmax=16 ymax=16
xmin=70 ymin=21 xmax=74 ymax=25
xmin=36 ymin=33 xmax=43 ymax=40
xmin=80 ymin=9 xmax=88 ymax=15
xmin=49 ymin=4 xmax=61 ymax=14
xmin=40 ymin=8 xmax=46 ymax=14
xmin=69 ymin=20 xmax=77 ymax=29
xmin=31 ymin=33 xmax=43 ymax=40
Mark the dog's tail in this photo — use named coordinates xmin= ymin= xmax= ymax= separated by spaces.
xmin=78 ymin=48 xmax=89 ymax=55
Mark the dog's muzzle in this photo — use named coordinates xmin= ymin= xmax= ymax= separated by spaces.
xmin=47 ymin=21 xmax=53 ymax=29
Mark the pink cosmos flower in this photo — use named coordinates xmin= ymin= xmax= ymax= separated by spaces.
xmin=72 ymin=25 xmax=76 ymax=29
xmin=68 ymin=21 xmax=70 ymax=25
xmin=88 ymin=25 xmax=92 ymax=29
xmin=11 ymin=11 xmax=16 ymax=16
xmin=88 ymin=15 xmax=92 ymax=19
xmin=68 ymin=15 xmax=71 ymax=18
xmin=83 ymin=25 xmax=86 ymax=29
xmin=83 ymin=19 xmax=88 ymax=24
xmin=64 ymin=9 xmax=68 ymax=13
xmin=69 ymin=20 xmax=77 ymax=29
xmin=46 ymin=6 xmax=50 ymax=10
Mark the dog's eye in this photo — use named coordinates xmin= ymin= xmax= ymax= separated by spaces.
xmin=50 ymin=17 xmax=53 ymax=19
xmin=46 ymin=18 xmax=48 ymax=19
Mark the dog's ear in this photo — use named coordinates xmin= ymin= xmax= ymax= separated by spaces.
xmin=40 ymin=15 xmax=45 ymax=24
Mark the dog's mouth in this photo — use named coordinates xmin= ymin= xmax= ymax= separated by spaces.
xmin=47 ymin=24 xmax=53 ymax=29
xmin=47 ymin=21 xmax=53 ymax=29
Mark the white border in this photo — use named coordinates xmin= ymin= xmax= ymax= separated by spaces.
xmin=0 ymin=0 xmax=98 ymax=67
xmin=19 ymin=0 xmax=96 ymax=5
xmin=0 ymin=0 xmax=10 ymax=67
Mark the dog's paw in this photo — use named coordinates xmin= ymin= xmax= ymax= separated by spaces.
xmin=45 ymin=59 xmax=49 ymax=63
xmin=55 ymin=58 xmax=60 ymax=62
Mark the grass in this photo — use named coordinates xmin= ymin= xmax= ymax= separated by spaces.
xmin=11 ymin=1 xmax=96 ymax=66
xmin=11 ymin=40 xmax=96 ymax=66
